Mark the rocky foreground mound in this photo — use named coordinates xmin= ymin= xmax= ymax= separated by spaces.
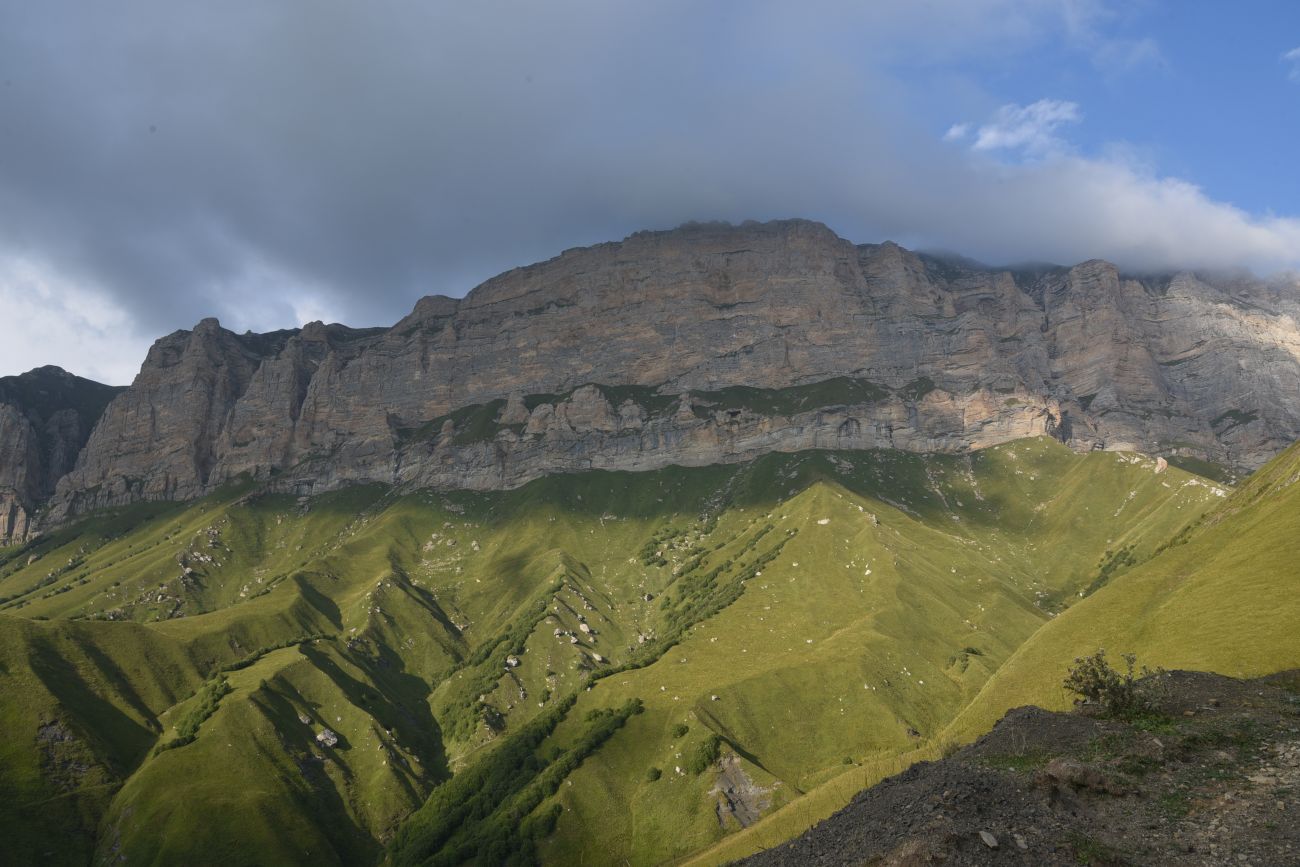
xmin=740 ymin=671 xmax=1300 ymax=866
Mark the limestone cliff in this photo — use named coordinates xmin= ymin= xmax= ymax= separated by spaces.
xmin=0 ymin=367 xmax=123 ymax=542
xmin=13 ymin=219 xmax=1300 ymax=529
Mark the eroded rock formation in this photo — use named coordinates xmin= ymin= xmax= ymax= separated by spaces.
xmin=6 ymin=219 xmax=1299 ymax=533
xmin=0 ymin=367 xmax=122 ymax=542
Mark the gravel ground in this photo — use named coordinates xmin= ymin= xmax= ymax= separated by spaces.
xmin=739 ymin=670 xmax=1300 ymax=866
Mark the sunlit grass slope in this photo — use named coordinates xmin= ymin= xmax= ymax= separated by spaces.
xmin=690 ymin=442 xmax=1300 ymax=867
xmin=0 ymin=438 xmax=1227 ymax=866
xmin=945 ymin=437 xmax=1300 ymax=740
xmin=531 ymin=442 xmax=1226 ymax=865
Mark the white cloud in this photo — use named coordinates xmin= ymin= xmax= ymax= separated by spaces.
xmin=914 ymin=152 xmax=1300 ymax=275
xmin=969 ymin=100 xmax=1082 ymax=157
xmin=1284 ymin=46 xmax=1300 ymax=81
xmin=0 ymin=257 xmax=151 ymax=384
xmin=1061 ymin=0 xmax=1166 ymax=72
xmin=922 ymin=95 xmax=1300 ymax=273
xmin=944 ymin=123 xmax=972 ymax=142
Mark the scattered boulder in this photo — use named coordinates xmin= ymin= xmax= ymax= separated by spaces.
xmin=1036 ymin=757 xmax=1127 ymax=796
xmin=498 ymin=392 xmax=530 ymax=425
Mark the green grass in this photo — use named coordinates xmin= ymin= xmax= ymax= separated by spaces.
xmin=153 ymin=674 xmax=231 ymax=752
xmin=944 ymin=440 xmax=1300 ymax=746
xmin=387 ymin=696 xmax=643 ymax=866
xmin=1067 ymin=832 xmax=1129 ymax=865
xmin=1165 ymin=454 xmax=1237 ymax=485
xmin=0 ymin=435 xmax=1277 ymax=867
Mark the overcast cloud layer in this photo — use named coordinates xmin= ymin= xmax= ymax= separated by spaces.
xmin=2 ymin=1 xmax=1299 ymax=383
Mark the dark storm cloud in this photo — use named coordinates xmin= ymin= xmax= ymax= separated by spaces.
xmin=1 ymin=1 xmax=1297 ymax=383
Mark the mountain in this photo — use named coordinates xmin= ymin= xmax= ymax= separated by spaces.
xmin=1 ymin=220 xmax=1299 ymax=867
xmin=0 ymin=367 xmax=123 ymax=543
xmin=7 ymin=219 xmax=1298 ymax=541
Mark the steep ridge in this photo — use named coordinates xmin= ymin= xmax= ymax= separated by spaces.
xmin=0 ymin=438 xmax=1224 ymax=865
xmin=15 ymin=220 xmax=1298 ymax=532
xmin=0 ymin=367 xmax=123 ymax=544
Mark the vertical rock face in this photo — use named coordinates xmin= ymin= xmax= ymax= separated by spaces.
xmin=50 ymin=320 xmax=384 ymax=519
xmin=4 ymin=219 xmax=1299 ymax=531
xmin=0 ymin=367 xmax=123 ymax=543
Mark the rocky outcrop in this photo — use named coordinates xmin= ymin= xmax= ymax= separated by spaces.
xmin=0 ymin=367 xmax=123 ymax=543
xmin=11 ymin=218 xmax=1300 ymax=529
xmin=50 ymin=321 xmax=382 ymax=519
xmin=372 ymin=382 xmax=1065 ymax=494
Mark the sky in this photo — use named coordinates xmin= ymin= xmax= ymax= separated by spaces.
xmin=2 ymin=1 xmax=1299 ymax=384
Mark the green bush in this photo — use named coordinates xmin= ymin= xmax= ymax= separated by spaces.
xmin=670 ymin=723 xmax=689 ymax=738
xmin=1064 ymin=650 xmax=1162 ymax=719
xmin=154 ymin=675 xmax=231 ymax=755
xmin=388 ymin=696 xmax=644 ymax=866
xmin=645 ymin=767 xmax=662 ymax=782
xmin=685 ymin=733 xmax=722 ymax=775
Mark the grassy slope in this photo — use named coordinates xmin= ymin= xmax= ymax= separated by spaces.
xmin=690 ymin=442 xmax=1300 ymax=867
xmin=0 ymin=615 xmax=205 ymax=865
xmin=535 ymin=442 xmax=1225 ymax=865
xmin=0 ymin=438 xmax=1230 ymax=865
xmin=944 ymin=438 xmax=1300 ymax=740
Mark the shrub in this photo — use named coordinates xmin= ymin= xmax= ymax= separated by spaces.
xmin=645 ymin=767 xmax=662 ymax=782
xmin=154 ymin=675 xmax=231 ymax=755
xmin=1064 ymin=650 xmax=1161 ymax=719
xmin=685 ymin=733 xmax=722 ymax=775
xmin=670 ymin=723 xmax=689 ymax=738
xmin=388 ymin=696 xmax=642 ymax=867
